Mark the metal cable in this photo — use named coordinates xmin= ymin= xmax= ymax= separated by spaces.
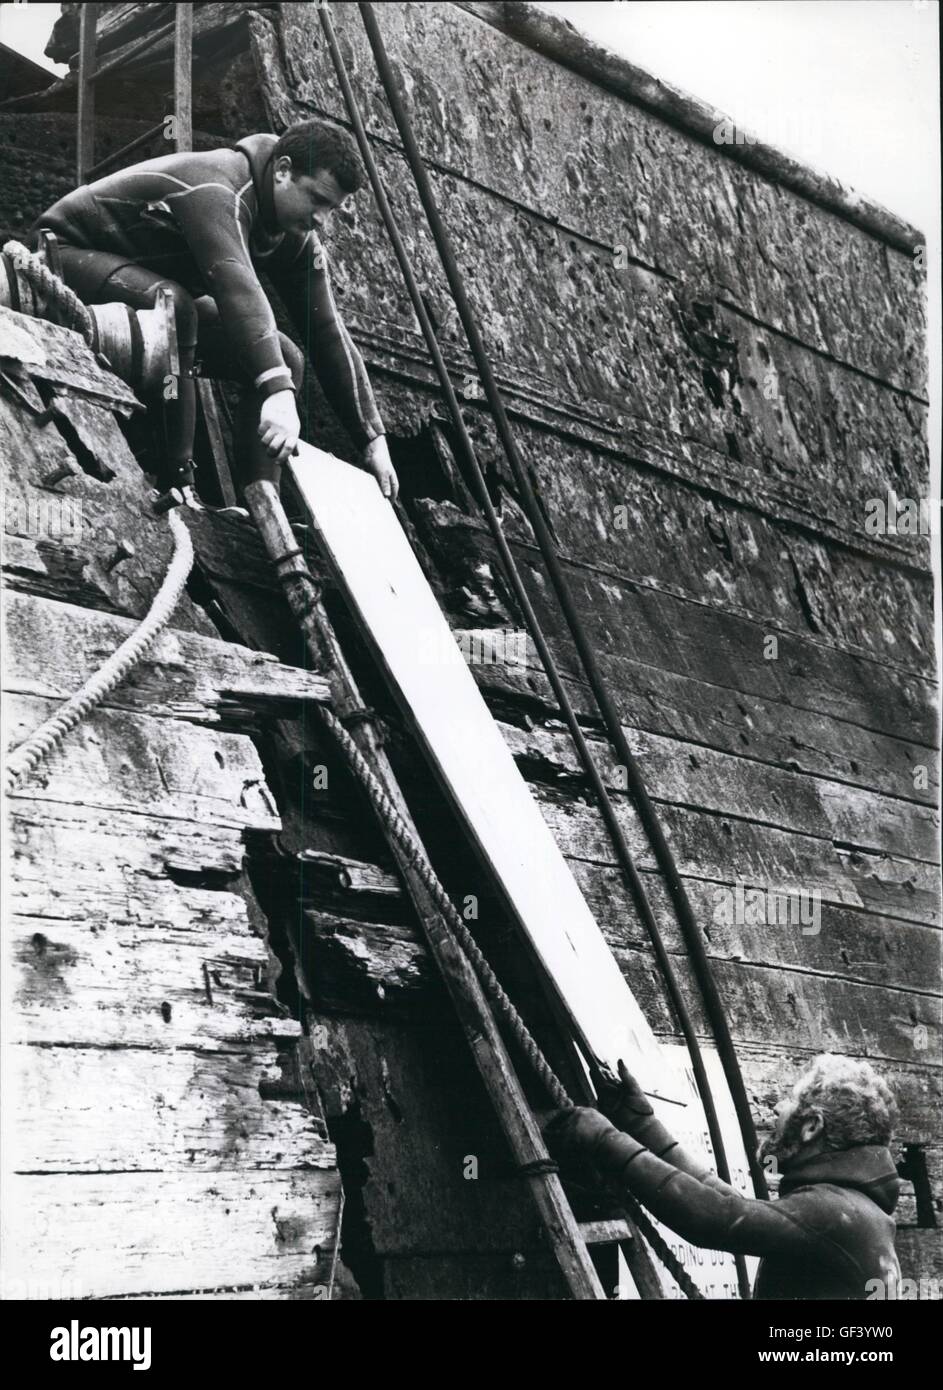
xmin=355 ymin=5 xmax=767 ymax=1212
xmin=320 ymin=0 xmax=757 ymax=1296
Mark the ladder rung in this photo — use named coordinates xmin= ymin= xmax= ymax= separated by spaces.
xmin=579 ymin=1219 xmax=634 ymax=1246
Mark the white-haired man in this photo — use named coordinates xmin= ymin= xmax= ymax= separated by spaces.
xmin=547 ymin=1054 xmax=902 ymax=1299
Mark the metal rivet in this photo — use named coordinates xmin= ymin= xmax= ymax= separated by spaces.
xmin=105 ymin=539 xmax=135 ymax=571
xmin=152 ymin=488 xmax=184 ymax=515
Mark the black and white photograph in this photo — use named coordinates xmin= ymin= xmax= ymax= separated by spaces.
xmin=0 ymin=0 xmax=939 ymax=1354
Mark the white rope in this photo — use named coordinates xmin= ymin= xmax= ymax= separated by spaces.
xmin=5 ymin=509 xmax=194 ymax=792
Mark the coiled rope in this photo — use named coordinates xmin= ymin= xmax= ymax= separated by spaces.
xmin=315 ymin=703 xmax=704 ymax=1301
xmin=5 ymin=509 xmax=194 ymax=793
xmin=3 ymin=240 xmax=96 ymax=345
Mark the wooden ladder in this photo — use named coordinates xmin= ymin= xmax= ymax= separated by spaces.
xmin=243 ymin=478 xmax=661 ymax=1300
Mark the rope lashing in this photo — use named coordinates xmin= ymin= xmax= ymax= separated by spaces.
xmin=313 ymin=703 xmax=704 ymax=1301
xmin=2 ymin=240 xmax=95 ymax=345
xmin=4 ymin=508 xmax=194 ymax=793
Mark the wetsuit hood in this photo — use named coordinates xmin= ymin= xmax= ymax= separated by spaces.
xmin=234 ymin=133 xmax=279 ymax=233
xmin=779 ymin=1144 xmax=900 ymax=1215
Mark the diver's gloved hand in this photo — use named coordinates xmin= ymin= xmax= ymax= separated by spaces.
xmin=596 ymin=1060 xmax=678 ymax=1156
xmin=543 ymin=1106 xmax=620 ymax=1164
xmin=543 ymin=1106 xmax=649 ymax=1181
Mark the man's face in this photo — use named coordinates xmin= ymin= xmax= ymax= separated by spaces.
xmin=272 ymin=160 xmax=347 ymax=236
xmin=758 ymin=1093 xmax=820 ymax=1169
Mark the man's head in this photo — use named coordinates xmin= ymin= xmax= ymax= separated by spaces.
xmin=759 ymin=1054 xmax=898 ymax=1170
xmin=271 ymin=119 xmax=365 ymax=236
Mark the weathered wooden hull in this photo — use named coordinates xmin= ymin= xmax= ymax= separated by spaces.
xmin=1 ymin=0 xmax=938 ymax=1300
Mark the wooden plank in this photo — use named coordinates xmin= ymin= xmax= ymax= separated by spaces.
xmin=500 ymin=720 xmax=939 ymax=865
xmin=419 ymin=427 xmax=936 ymax=675
xmin=1 ymin=1170 xmax=341 ymax=1298
xmin=7 ymin=795 xmax=249 ymax=887
xmin=247 ymin=479 xmax=609 ymax=1300
xmin=467 ymin=632 xmax=937 ymax=807
xmin=431 ymin=519 xmax=936 ymax=752
xmin=572 ymin=863 xmax=943 ymax=994
xmin=0 ymin=306 xmax=140 ymax=408
xmin=76 ymin=3 xmax=99 ymax=181
xmin=6 ymin=797 xmax=295 ymax=1044
xmin=299 ymin=897 xmax=941 ymax=1066
xmin=650 ymin=956 xmax=940 ymax=1066
xmin=289 ymin=446 xmax=752 ymax=1297
xmin=0 ymin=388 xmax=213 ymax=634
xmin=173 ymin=3 xmax=194 ymax=152
xmin=306 ymin=1013 xmax=559 ymax=1257
xmin=579 ymin=1219 xmax=635 ymax=1246
xmin=2 ymin=591 xmax=330 ymax=726
xmin=302 ymin=907 xmax=434 ymax=1013
xmin=291 ymin=447 xmax=677 ymax=1093
xmin=8 ymin=911 xmax=300 ymax=1050
xmin=535 ymin=789 xmax=940 ymax=926
xmin=456 ymin=3 xmax=920 ymax=257
xmin=8 ymin=1045 xmax=333 ymax=1173
xmin=5 ymin=694 xmax=281 ymax=832
xmin=280 ymin=2 xmax=923 ymax=377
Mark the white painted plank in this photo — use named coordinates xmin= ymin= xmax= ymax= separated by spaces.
xmin=291 ymin=446 xmax=754 ymax=1296
xmin=292 ymin=448 xmax=672 ymax=1086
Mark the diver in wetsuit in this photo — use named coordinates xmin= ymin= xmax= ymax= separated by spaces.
xmin=547 ymin=1053 xmax=902 ymax=1299
xmin=36 ymin=118 xmax=398 ymax=501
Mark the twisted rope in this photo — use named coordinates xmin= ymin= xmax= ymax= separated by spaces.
xmin=620 ymin=1196 xmax=703 ymax=1301
xmin=316 ymin=704 xmax=570 ymax=1108
xmin=3 ymin=240 xmax=96 ymax=345
xmin=5 ymin=509 xmax=193 ymax=792
xmin=315 ymin=703 xmax=704 ymax=1300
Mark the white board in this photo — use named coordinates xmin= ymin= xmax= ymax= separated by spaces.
xmin=291 ymin=447 xmax=755 ymax=1295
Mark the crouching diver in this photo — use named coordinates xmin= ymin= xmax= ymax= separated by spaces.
xmin=545 ymin=1054 xmax=902 ymax=1299
xmin=34 ymin=119 xmax=398 ymax=504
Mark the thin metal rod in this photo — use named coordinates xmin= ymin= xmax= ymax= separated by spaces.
xmin=357 ymin=0 xmax=767 ymax=1218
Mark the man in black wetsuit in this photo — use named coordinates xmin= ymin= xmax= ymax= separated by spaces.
xmin=36 ymin=119 xmax=398 ymax=501
xmin=547 ymin=1053 xmax=902 ymax=1299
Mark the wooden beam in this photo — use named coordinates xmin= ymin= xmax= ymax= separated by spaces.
xmin=76 ymin=3 xmax=99 ymax=182
xmin=173 ymin=2 xmax=194 ymax=153
xmin=196 ymin=379 xmax=238 ymax=506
